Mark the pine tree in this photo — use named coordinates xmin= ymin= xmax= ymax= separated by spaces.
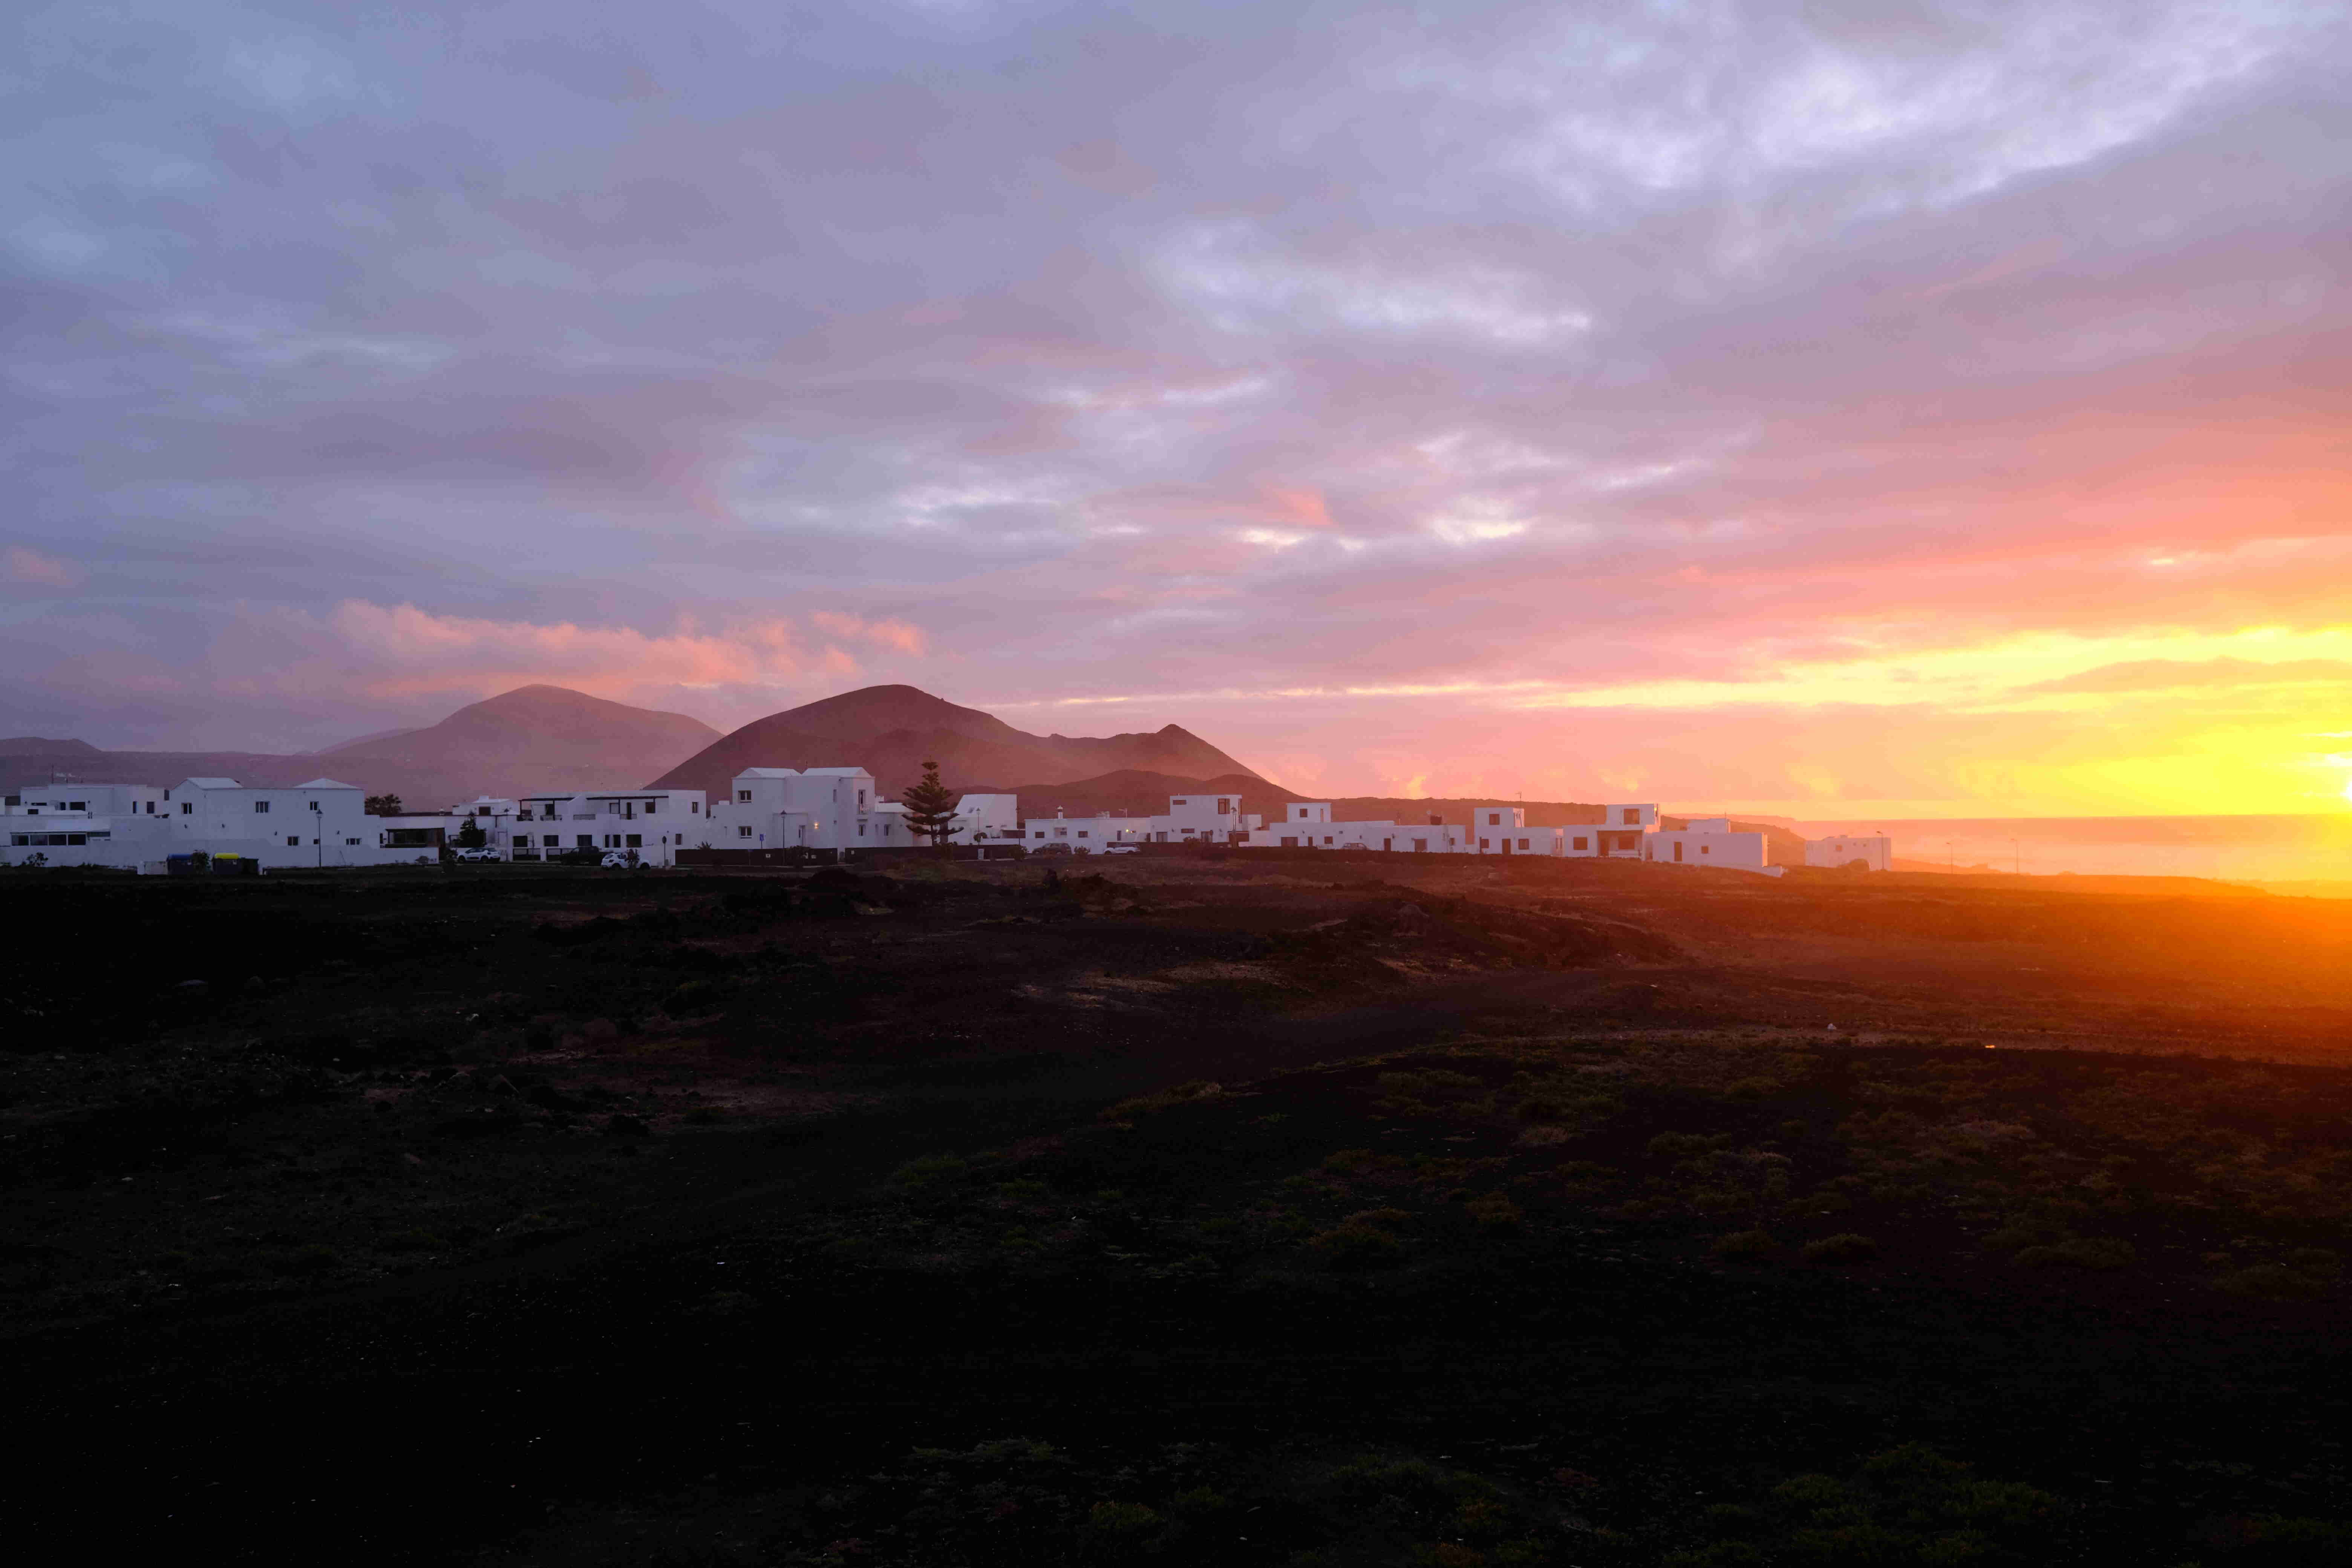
xmin=898 ymin=760 xmax=960 ymax=852
xmin=365 ymin=793 xmax=403 ymax=816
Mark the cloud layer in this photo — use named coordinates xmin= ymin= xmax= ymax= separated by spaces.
xmin=5 ymin=0 xmax=2351 ymax=812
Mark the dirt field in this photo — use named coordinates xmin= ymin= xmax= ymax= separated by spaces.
xmin=6 ymin=857 xmax=2350 ymax=1564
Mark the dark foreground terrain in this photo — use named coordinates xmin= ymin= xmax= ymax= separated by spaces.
xmin=7 ymin=856 xmax=2352 ymax=1564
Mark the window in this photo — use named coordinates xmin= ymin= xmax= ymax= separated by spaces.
xmin=345 ymin=838 xmax=360 ymax=845
xmin=1519 ymin=838 xmax=1530 ymax=850
xmin=254 ymin=801 xmax=270 ymax=813
xmin=1413 ymin=839 xmax=1426 ymax=852
xmin=738 ymin=790 xmax=752 ymax=802
xmin=544 ymin=835 xmax=560 ymax=847
xmin=68 ymin=801 xmax=86 ymax=811
xmin=857 ymin=790 xmax=867 ymax=808
xmin=1622 ymin=808 xmax=1638 ymax=825
xmin=1323 ymin=836 xmax=1333 ymax=845
xmin=576 ymin=836 xmax=593 ymax=849
xmin=1217 ymin=798 xmax=1231 ymax=814
xmin=625 ymin=834 xmax=641 ymax=848
xmin=1280 ymin=836 xmax=1297 ymax=848
xmin=286 ymin=836 xmax=300 ymax=847
xmin=691 ymin=801 xmax=698 ymax=813
xmin=1700 ymin=844 xmax=1710 ymax=854
xmin=1479 ymin=838 xmax=1490 ymax=850
xmin=740 ymin=826 xmax=752 ymax=838
xmin=308 ymin=801 xmax=321 ymax=812
xmin=643 ymin=800 xmax=658 ymax=814
xmin=1076 ymin=830 xmax=1087 ymax=838
xmin=1572 ymin=836 xmax=1588 ymax=851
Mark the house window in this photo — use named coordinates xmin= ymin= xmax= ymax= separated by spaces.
xmin=309 ymin=801 xmax=321 ymax=812
xmin=345 ymin=838 xmax=360 ymax=845
xmin=576 ymin=836 xmax=593 ymax=849
xmin=1323 ymin=836 xmax=1333 ymax=845
xmin=1622 ymin=808 xmax=1639 ymax=825
xmin=1413 ymin=839 xmax=1426 ymax=851
xmin=1280 ymin=836 xmax=1297 ymax=848
xmin=1519 ymin=838 xmax=1530 ymax=850
xmin=286 ymin=836 xmax=300 ymax=847
xmin=254 ymin=801 xmax=270 ymax=813
xmin=1700 ymin=844 xmax=1710 ymax=854
xmin=1076 ymin=830 xmax=1088 ymax=838
xmin=68 ymin=801 xmax=86 ymax=811
xmin=738 ymin=790 xmax=752 ymax=802
xmin=1572 ymin=836 xmax=1588 ymax=851
xmin=182 ymin=803 xmax=192 ymax=814
xmin=1479 ymin=838 xmax=1490 ymax=850
xmin=738 ymin=825 xmax=753 ymax=838
xmin=625 ymin=834 xmax=641 ymax=848
xmin=1217 ymin=799 xmax=1231 ymax=815
xmin=644 ymin=800 xmax=658 ymax=814
xmin=691 ymin=801 xmax=698 ymax=813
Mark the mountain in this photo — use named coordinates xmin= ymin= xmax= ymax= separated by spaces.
xmin=1 ymin=686 xmax=721 ymax=808
xmin=648 ymin=685 xmax=1262 ymax=800
xmin=320 ymin=685 xmax=719 ymax=800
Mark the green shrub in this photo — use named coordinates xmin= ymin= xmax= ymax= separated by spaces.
xmin=1712 ymin=1229 xmax=1776 ymax=1260
xmin=1086 ymin=1499 xmax=1162 ymax=1534
xmin=1464 ymin=1194 xmax=1523 ymax=1232
xmin=2217 ymin=1263 xmax=2331 ymax=1300
xmin=1801 ymin=1233 xmax=1878 ymax=1265
xmin=1312 ymin=1222 xmax=1407 ymax=1269
xmin=888 ymin=1153 xmax=969 ymax=1191
xmin=2015 ymin=1236 xmax=2135 ymax=1271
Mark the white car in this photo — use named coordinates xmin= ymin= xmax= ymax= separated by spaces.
xmin=1102 ymin=844 xmax=1142 ymax=855
xmin=453 ymin=847 xmax=501 ymax=864
xmin=599 ymin=851 xmax=642 ymax=869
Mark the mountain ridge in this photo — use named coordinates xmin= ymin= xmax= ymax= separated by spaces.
xmin=648 ymin=685 xmax=1262 ymax=800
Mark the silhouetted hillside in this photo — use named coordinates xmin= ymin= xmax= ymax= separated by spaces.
xmin=2 ymin=686 xmax=720 ymax=807
xmin=649 ymin=685 xmax=1260 ymax=799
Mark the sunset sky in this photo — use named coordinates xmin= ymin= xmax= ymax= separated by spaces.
xmin=5 ymin=0 xmax=2351 ymax=817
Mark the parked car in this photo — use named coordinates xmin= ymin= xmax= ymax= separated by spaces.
xmin=599 ymin=850 xmax=643 ymax=869
xmin=1102 ymin=844 xmax=1141 ymax=855
xmin=453 ymin=847 xmax=500 ymax=863
xmin=1031 ymin=842 xmax=1072 ymax=856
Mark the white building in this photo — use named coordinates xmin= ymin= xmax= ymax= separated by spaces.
xmin=1081 ymin=790 xmax=1260 ymax=847
xmin=4 ymin=782 xmax=173 ymax=867
xmin=508 ymin=787 xmax=708 ymax=864
xmin=4 ymin=777 xmax=408 ymax=871
xmin=706 ymin=767 xmax=880 ymax=852
xmin=1649 ymin=817 xmax=1781 ymax=876
xmin=1241 ymin=801 xmax=1663 ymax=858
xmin=1805 ymin=833 xmax=1893 ymax=871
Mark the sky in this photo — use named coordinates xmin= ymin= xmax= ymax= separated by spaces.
xmin=5 ymin=0 xmax=2351 ymax=818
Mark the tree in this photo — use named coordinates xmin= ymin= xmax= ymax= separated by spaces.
xmin=453 ymin=816 xmax=488 ymax=850
xmin=365 ymin=793 xmax=403 ymax=816
xmin=898 ymin=760 xmax=960 ymax=852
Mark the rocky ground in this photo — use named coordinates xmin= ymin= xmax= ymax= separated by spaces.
xmin=5 ymin=856 xmax=2351 ymax=1564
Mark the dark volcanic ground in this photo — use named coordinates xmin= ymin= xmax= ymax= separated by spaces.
xmin=5 ymin=857 xmax=2352 ymax=1565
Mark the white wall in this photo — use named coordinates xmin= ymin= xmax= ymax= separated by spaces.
xmin=511 ymin=789 xmax=707 ymax=864
xmin=1805 ymin=835 xmax=1893 ymax=871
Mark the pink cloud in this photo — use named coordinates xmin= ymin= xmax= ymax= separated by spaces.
xmin=4 ymin=547 xmax=77 ymax=587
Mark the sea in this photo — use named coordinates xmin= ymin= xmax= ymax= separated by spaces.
xmin=1781 ymin=814 xmax=2352 ymax=886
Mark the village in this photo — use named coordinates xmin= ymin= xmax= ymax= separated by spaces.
xmin=4 ymin=764 xmax=1894 ymax=874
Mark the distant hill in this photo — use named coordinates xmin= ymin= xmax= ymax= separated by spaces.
xmin=648 ymin=685 xmax=1262 ymax=800
xmin=320 ymin=685 xmax=718 ymax=801
xmin=0 ymin=686 xmax=720 ymax=808
xmin=0 ymin=737 xmax=103 ymax=757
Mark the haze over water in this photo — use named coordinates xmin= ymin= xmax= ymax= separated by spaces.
xmin=1781 ymin=813 xmax=2352 ymax=883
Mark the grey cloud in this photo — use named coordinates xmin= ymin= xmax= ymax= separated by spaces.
xmin=4 ymin=0 xmax=2351 ymax=754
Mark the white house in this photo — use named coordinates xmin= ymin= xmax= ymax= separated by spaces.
xmin=1805 ymin=834 xmax=1893 ymax=871
xmin=1564 ymin=803 xmax=1658 ymax=859
xmin=1080 ymin=791 xmax=1262 ymax=847
xmin=508 ymin=788 xmax=708 ymax=864
xmin=159 ymin=777 xmax=401 ymax=869
xmin=704 ymin=767 xmax=882 ymax=852
xmin=3 ymin=782 xmax=173 ymax=867
xmin=1649 ymin=817 xmax=1781 ymax=875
